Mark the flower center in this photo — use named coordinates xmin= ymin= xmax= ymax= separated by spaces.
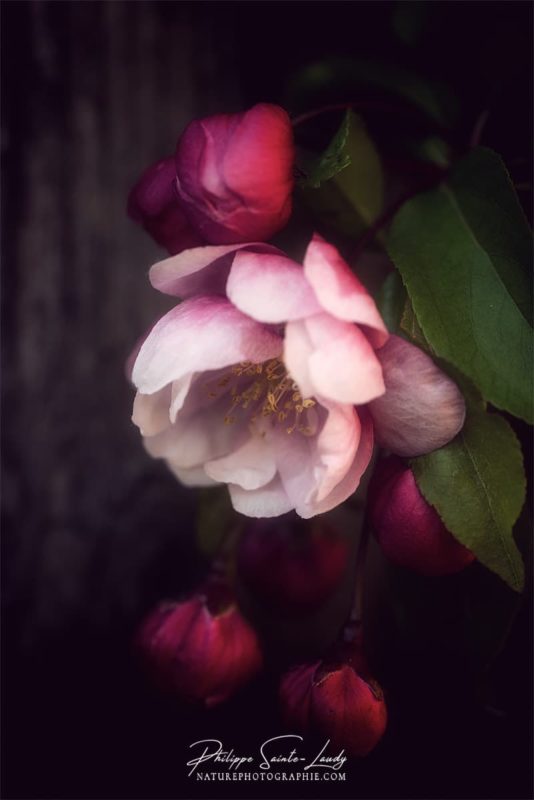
xmin=205 ymin=359 xmax=318 ymax=436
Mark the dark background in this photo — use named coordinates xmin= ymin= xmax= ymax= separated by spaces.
xmin=1 ymin=2 xmax=532 ymax=799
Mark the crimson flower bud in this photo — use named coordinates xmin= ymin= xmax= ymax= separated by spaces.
xmin=175 ymin=103 xmax=294 ymax=244
xmin=127 ymin=156 xmax=203 ymax=254
xmin=280 ymin=646 xmax=387 ymax=757
xmin=368 ymin=456 xmax=475 ymax=576
xmin=237 ymin=517 xmax=349 ymax=613
xmin=136 ymin=581 xmax=262 ymax=707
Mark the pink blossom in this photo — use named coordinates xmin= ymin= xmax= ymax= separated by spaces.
xmin=128 ymin=104 xmax=294 ymax=254
xmin=130 ymin=234 xmax=466 ymax=519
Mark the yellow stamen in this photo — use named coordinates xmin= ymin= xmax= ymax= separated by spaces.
xmin=204 ymin=358 xmax=317 ymax=436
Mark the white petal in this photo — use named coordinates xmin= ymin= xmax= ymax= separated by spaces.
xmin=205 ymin=435 xmax=277 ymax=490
xmin=229 ymin=476 xmax=294 ymax=518
xmin=132 ymin=386 xmax=172 ymax=436
xmin=167 ymin=465 xmax=217 ymax=487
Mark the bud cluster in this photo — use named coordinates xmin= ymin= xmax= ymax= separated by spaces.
xmin=129 ymin=102 xmax=475 ymax=760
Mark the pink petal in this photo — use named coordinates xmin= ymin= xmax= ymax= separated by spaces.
xmin=313 ymin=403 xmax=362 ymax=503
xmin=283 ymin=320 xmax=316 ymax=399
xmin=224 ymin=104 xmax=295 ymax=205
xmin=149 ymin=243 xmax=280 ymax=298
xmin=306 ymin=314 xmax=385 ymax=404
xmin=226 ymin=252 xmax=321 ymax=323
xmin=132 ymin=296 xmax=283 ymax=395
xmin=309 ymin=407 xmax=374 ymax=517
xmin=303 ymin=234 xmax=388 ymax=348
xmin=275 ymin=403 xmax=364 ymax=518
xmin=228 ymin=476 xmax=294 ymax=518
xmin=205 ymin=435 xmax=277 ymax=491
xmin=369 ymin=335 xmax=466 ymax=456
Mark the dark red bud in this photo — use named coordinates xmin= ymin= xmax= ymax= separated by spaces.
xmin=280 ymin=645 xmax=387 ymax=757
xmin=136 ymin=580 xmax=262 ymax=707
xmin=127 ymin=156 xmax=203 ymax=254
xmin=368 ymin=456 xmax=475 ymax=576
xmin=237 ymin=517 xmax=349 ymax=613
xmin=175 ymin=103 xmax=294 ymax=244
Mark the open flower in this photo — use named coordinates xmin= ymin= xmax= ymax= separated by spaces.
xmin=128 ymin=103 xmax=294 ymax=254
xmin=130 ymin=234 xmax=465 ymax=518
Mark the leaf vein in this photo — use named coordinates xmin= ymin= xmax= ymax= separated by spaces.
xmin=460 ymin=430 xmax=521 ymax=587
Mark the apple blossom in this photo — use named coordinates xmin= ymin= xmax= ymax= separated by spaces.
xmin=129 ymin=234 xmax=466 ymax=519
xmin=368 ymin=456 xmax=475 ymax=575
xmin=128 ymin=104 xmax=294 ymax=253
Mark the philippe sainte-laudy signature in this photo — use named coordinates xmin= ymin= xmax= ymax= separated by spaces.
xmin=187 ymin=735 xmax=347 ymax=777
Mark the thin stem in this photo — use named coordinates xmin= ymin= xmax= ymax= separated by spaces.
xmin=211 ymin=523 xmax=241 ymax=578
xmin=352 ymin=511 xmax=371 ymax=626
xmin=292 ymin=103 xmax=353 ymax=127
xmin=291 ymin=100 xmax=411 ymax=128
xmin=343 ymin=510 xmax=371 ymax=646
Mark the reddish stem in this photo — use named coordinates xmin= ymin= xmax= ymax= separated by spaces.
xmin=291 ymin=100 xmax=411 ymax=128
xmin=350 ymin=511 xmax=371 ymax=631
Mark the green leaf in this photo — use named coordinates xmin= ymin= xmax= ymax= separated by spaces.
xmin=399 ymin=296 xmax=429 ymax=349
xmin=333 ymin=112 xmax=383 ymax=227
xmin=388 ymin=147 xmax=533 ymax=423
xmin=400 ymin=296 xmax=488 ymax=411
xmin=412 ymin=409 xmax=526 ymax=592
xmin=302 ymin=111 xmax=383 ymax=235
xmin=377 ymin=270 xmax=406 ymax=333
xmin=410 ymin=136 xmax=452 ymax=168
xmin=306 ymin=111 xmax=352 ymax=188
xmin=287 ymin=58 xmax=458 ymax=128
xmin=298 ymin=180 xmax=364 ymax=239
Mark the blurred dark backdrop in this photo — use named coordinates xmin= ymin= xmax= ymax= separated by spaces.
xmin=1 ymin=2 xmax=532 ymax=799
